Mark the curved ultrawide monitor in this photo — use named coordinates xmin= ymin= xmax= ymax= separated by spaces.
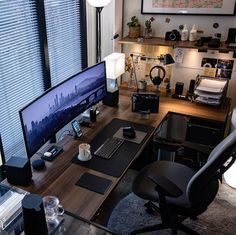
xmin=19 ymin=62 xmax=107 ymax=158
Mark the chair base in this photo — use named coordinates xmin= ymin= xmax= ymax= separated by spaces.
xmin=130 ymin=222 xmax=200 ymax=235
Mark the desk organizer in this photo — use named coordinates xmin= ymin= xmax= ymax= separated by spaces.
xmin=194 ymin=76 xmax=228 ymax=106
xmin=0 ymin=184 xmax=28 ymax=230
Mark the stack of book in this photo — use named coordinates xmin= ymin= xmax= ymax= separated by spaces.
xmin=194 ymin=77 xmax=227 ymax=106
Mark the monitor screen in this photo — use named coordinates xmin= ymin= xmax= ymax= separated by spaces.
xmin=19 ymin=62 xmax=107 ymax=158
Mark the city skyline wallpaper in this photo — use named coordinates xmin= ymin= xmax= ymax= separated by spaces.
xmin=20 ymin=62 xmax=107 ymax=157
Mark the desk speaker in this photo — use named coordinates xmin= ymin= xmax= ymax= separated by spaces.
xmin=226 ymin=28 xmax=236 ymax=43
xmin=174 ymin=82 xmax=184 ymax=95
xmin=22 ymin=194 xmax=48 ymax=235
xmin=103 ymin=90 xmax=119 ymax=107
xmin=188 ymin=79 xmax=196 ymax=95
xmin=5 ymin=157 xmax=32 ymax=186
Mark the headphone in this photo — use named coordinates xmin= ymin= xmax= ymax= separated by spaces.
xmin=149 ymin=65 xmax=166 ymax=86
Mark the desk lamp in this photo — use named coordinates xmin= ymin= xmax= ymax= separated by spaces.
xmin=103 ymin=52 xmax=125 ymax=107
xmin=87 ymin=0 xmax=112 ymax=62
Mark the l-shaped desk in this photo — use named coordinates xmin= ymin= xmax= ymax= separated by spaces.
xmin=5 ymin=88 xmax=230 ymax=221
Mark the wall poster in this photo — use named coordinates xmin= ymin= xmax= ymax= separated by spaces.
xmin=141 ymin=0 xmax=236 ymax=15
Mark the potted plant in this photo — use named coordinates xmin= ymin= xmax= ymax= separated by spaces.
xmin=127 ymin=16 xmax=141 ymax=38
xmin=144 ymin=17 xmax=155 ymax=38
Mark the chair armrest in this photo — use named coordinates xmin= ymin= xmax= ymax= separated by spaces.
xmin=182 ymin=140 xmax=213 ymax=155
xmin=147 ymin=174 xmax=183 ymax=198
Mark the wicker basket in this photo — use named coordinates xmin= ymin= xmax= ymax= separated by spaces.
xmin=128 ymin=26 xmax=141 ymax=38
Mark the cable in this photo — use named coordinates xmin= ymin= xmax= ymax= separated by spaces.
xmin=35 ymin=152 xmax=44 ymax=157
xmin=58 ymin=130 xmax=73 ymax=141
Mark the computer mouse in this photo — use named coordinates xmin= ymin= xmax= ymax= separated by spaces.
xmin=123 ymin=126 xmax=136 ymax=139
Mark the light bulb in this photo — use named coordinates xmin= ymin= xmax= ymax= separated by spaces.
xmin=87 ymin=0 xmax=111 ymax=7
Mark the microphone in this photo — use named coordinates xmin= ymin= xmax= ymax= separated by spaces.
xmin=130 ymin=54 xmax=139 ymax=94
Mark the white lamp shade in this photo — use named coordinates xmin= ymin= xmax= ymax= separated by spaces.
xmin=104 ymin=53 xmax=125 ymax=79
xmin=87 ymin=0 xmax=111 ymax=7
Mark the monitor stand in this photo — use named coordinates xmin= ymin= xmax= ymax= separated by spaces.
xmin=82 ymin=109 xmax=99 ymax=119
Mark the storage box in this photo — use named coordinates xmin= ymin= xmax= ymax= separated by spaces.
xmin=0 ymin=184 xmax=28 ymax=230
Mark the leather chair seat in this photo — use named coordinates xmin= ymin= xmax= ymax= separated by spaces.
xmin=130 ymin=130 xmax=236 ymax=235
xmin=133 ymin=160 xmax=218 ymax=216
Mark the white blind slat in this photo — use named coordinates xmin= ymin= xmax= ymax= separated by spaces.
xmin=0 ymin=1 xmax=44 ymax=159
xmin=44 ymin=0 xmax=83 ymax=86
xmin=0 ymin=0 xmax=84 ymax=161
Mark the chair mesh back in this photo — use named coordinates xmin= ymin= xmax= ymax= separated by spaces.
xmin=187 ymin=129 xmax=236 ymax=206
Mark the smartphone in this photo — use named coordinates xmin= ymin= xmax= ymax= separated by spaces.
xmin=71 ymin=120 xmax=82 ymax=138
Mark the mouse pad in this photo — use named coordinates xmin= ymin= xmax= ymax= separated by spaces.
xmin=76 ymin=173 xmax=112 ymax=194
xmin=113 ymin=128 xmax=147 ymax=144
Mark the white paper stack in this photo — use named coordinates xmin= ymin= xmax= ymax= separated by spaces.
xmin=0 ymin=185 xmax=28 ymax=230
xmin=194 ymin=78 xmax=227 ymax=106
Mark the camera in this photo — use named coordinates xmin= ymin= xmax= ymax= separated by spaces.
xmin=165 ymin=29 xmax=181 ymax=41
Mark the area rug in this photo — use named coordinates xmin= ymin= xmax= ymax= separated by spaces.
xmin=108 ymin=183 xmax=236 ymax=235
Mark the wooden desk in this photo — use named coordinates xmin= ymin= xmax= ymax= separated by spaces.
xmin=4 ymin=88 xmax=230 ymax=221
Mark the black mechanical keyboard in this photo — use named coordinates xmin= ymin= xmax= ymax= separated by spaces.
xmin=94 ymin=137 xmax=124 ymax=159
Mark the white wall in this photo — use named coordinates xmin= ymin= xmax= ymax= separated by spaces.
xmin=87 ymin=0 xmax=123 ymax=65
xmin=122 ymin=0 xmax=236 ymax=108
xmin=123 ymin=0 xmax=236 ymax=40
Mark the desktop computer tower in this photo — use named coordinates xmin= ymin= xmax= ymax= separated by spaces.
xmin=103 ymin=90 xmax=119 ymax=107
xmin=5 ymin=157 xmax=32 ymax=186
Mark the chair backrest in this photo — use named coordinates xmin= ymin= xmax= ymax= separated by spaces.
xmin=187 ymin=129 xmax=236 ymax=207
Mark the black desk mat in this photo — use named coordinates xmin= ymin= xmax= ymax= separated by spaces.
xmin=71 ymin=118 xmax=155 ymax=177
xmin=76 ymin=173 xmax=112 ymax=194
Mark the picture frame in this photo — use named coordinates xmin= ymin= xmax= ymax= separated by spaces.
xmin=141 ymin=0 xmax=236 ymax=16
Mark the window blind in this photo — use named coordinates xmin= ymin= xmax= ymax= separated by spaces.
xmin=44 ymin=0 xmax=83 ymax=86
xmin=0 ymin=1 xmax=45 ymax=159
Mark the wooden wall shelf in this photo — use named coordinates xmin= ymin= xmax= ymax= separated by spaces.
xmin=119 ymin=36 xmax=236 ymax=52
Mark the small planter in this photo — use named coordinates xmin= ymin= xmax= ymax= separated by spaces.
xmin=144 ymin=28 xmax=153 ymax=38
xmin=128 ymin=26 xmax=141 ymax=38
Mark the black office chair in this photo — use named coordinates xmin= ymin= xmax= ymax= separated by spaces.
xmin=131 ymin=130 xmax=236 ymax=235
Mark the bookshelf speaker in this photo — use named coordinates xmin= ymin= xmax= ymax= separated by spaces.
xmin=103 ymin=90 xmax=119 ymax=107
xmin=226 ymin=28 xmax=236 ymax=43
xmin=5 ymin=157 xmax=32 ymax=186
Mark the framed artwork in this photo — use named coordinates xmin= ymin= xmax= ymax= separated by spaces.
xmin=141 ymin=0 xmax=236 ymax=16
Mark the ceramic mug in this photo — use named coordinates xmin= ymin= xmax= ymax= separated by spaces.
xmin=78 ymin=143 xmax=91 ymax=161
xmin=139 ymin=80 xmax=147 ymax=90
xmin=43 ymin=196 xmax=64 ymax=225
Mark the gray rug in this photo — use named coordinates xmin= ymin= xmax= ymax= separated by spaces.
xmin=108 ymin=183 xmax=236 ymax=235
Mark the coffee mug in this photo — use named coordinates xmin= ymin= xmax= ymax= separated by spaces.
xmin=78 ymin=143 xmax=91 ymax=161
xmin=139 ymin=80 xmax=147 ymax=90
xmin=43 ymin=196 xmax=64 ymax=225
